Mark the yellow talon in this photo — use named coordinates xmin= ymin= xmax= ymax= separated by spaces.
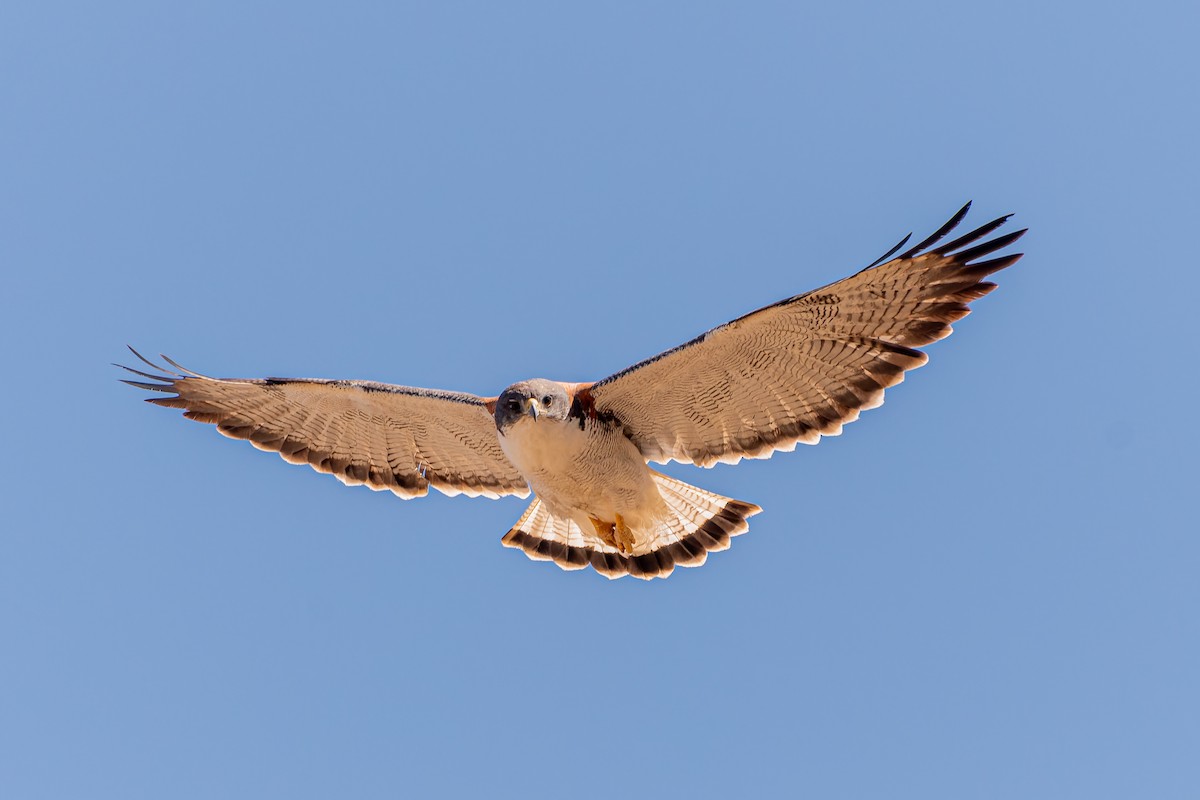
xmin=589 ymin=515 xmax=618 ymax=548
xmin=589 ymin=514 xmax=635 ymax=554
xmin=614 ymin=513 xmax=636 ymax=555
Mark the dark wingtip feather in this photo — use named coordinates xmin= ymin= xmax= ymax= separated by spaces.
xmin=951 ymin=227 xmax=1027 ymax=264
xmin=159 ymin=353 xmax=208 ymax=378
xmin=126 ymin=345 xmax=175 ymax=375
xmin=864 ymin=232 xmax=913 ymax=270
xmin=898 ymin=201 xmax=972 ymax=260
xmin=964 ymin=253 xmax=1024 ymax=277
xmin=114 ymin=363 xmax=173 ymax=382
xmin=933 ymin=214 xmax=1015 ymax=256
xmin=119 ymin=379 xmax=175 ymax=393
xmin=116 ymin=357 xmax=182 ymax=398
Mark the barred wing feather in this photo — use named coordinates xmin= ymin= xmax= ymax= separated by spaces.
xmin=584 ymin=203 xmax=1025 ymax=467
xmin=118 ymin=350 xmax=529 ymax=500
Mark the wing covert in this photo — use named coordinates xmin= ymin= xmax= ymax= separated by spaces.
xmin=119 ymin=350 xmax=529 ymax=499
xmin=583 ymin=203 xmax=1025 ymax=467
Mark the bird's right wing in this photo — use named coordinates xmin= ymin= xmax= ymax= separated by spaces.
xmin=580 ymin=203 xmax=1025 ymax=467
xmin=118 ymin=350 xmax=529 ymax=499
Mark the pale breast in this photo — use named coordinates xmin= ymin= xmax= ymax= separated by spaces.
xmin=497 ymin=416 xmax=660 ymax=521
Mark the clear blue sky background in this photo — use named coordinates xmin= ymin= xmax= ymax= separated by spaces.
xmin=2 ymin=2 xmax=1197 ymax=798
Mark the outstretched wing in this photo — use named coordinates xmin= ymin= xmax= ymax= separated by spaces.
xmin=118 ymin=350 xmax=529 ymax=499
xmin=581 ymin=203 xmax=1025 ymax=467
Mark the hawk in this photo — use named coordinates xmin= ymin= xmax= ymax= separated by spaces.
xmin=119 ymin=203 xmax=1024 ymax=580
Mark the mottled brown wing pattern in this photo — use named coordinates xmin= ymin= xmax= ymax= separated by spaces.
xmin=118 ymin=350 xmax=529 ymax=499
xmin=584 ymin=203 xmax=1025 ymax=467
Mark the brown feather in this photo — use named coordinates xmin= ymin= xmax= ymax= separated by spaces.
xmin=118 ymin=353 xmax=529 ymax=500
xmin=585 ymin=207 xmax=1024 ymax=466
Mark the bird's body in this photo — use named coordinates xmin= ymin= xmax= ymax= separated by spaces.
xmin=496 ymin=388 xmax=664 ymax=538
xmin=121 ymin=203 xmax=1024 ymax=579
xmin=490 ymin=378 xmax=759 ymax=568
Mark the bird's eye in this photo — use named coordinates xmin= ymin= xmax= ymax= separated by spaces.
xmin=541 ymin=395 xmax=552 ymax=406
xmin=507 ymin=399 xmax=520 ymax=411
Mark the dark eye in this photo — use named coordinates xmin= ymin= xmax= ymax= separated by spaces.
xmin=507 ymin=399 xmax=520 ymax=411
xmin=541 ymin=395 xmax=552 ymax=406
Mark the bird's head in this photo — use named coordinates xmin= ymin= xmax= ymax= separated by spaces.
xmin=494 ymin=379 xmax=571 ymax=431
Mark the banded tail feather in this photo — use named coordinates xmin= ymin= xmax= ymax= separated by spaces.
xmin=501 ymin=472 xmax=761 ymax=580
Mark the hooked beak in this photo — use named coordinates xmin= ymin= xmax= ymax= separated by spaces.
xmin=524 ymin=396 xmax=539 ymax=420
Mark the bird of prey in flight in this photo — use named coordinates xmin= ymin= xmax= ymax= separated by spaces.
xmin=120 ymin=203 xmax=1024 ymax=580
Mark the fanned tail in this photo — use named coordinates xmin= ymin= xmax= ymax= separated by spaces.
xmin=499 ymin=498 xmax=594 ymax=572
xmin=500 ymin=473 xmax=761 ymax=580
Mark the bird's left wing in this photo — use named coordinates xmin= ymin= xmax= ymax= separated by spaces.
xmin=579 ymin=203 xmax=1025 ymax=467
xmin=118 ymin=350 xmax=529 ymax=499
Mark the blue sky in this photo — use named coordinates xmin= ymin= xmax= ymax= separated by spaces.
xmin=2 ymin=2 xmax=1197 ymax=797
